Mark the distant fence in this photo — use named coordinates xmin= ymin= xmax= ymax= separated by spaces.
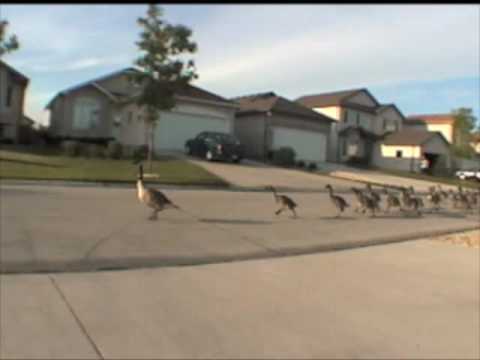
xmin=453 ymin=156 xmax=480 ymax=170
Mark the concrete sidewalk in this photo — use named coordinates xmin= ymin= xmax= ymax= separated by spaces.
xmin=2 ymin=184 xmax=479 ymax=273
xmin=1 ymin=236 xmax=478 ymax=359
xmin=318 ymin=162 xmax=460 ymax=192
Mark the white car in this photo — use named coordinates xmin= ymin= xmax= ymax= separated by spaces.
xmin=455 ymin=168 xmax=480 ymax=181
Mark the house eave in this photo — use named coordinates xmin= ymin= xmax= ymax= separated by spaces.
xmin=175 ymin=95 xmax=238 ymax=109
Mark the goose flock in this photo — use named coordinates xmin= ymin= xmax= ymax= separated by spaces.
xmin=135 ymin=164 xmax=479 ymax=220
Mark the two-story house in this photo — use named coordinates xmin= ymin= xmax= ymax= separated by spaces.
xmin=296 ymin=89 xmax=404 ymax=164
xmin=297 ymin=88 xmax=451 ymax=173
xmin=0 ymin=59 xmax=29 ymax=143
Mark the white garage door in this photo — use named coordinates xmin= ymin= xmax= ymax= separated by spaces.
xmin=272 ymin=127 xmax=327 ymax=162
xmin=154 ymin=112 xmax=231 ymax=151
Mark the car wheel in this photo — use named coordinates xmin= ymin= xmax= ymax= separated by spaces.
xmin=232 ymin=157 xmax=242 ymax=164
xmin=205 ymin=150 xmax=213 ymax=161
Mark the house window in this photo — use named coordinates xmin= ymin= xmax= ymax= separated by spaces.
xmin=343 ymin=110 xmax=348 ymax=123
xmin=73 ymin=98 xmax=100 ymax=130
xmin=396 ymin=150 xmax=403 ymax=158
xmin=6 ymin=85 xmax=13 ymax=108
xmin=342 ymin=139 xmax=347 ymax=155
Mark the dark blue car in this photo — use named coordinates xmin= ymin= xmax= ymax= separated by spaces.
xmin=185 ymin=131 xmax=245 ymax=163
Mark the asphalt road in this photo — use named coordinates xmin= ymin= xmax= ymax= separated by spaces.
xmin=1 ymin=184 xmax=478 ymax=273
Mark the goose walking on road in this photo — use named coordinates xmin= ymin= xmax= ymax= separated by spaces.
xmin=400 ymin=187 xmax=422 ymax=216
xmin=351 ymin=187 xmax=377 ymax=217
xmin=426 ymin=186 xmax=442 ymax=211
xmin=382 ymin=188 xmax=401 ymax=213
xmin=137 ymin=164 xmax=180 ymax=220
xmin=325 ymin=184 xmax=349 ymax=218
xmin=267 ymin=186 xmax=298 ymax=218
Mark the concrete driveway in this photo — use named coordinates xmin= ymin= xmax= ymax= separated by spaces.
xmin=1 ymin=237 xmax=478 ymax=359
xmin=2 ymin=184 xmax=478 ymax=273
xmin=186 ymin=157 xmax=358 ymax=190
xmin=185 ymin=156 xmax=467 ymax=193
xmin=319 ymin=162 xmax=465 ymax=192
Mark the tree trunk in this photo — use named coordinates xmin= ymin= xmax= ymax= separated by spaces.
xmin=147 ymin=122 xmax=153 ymax=172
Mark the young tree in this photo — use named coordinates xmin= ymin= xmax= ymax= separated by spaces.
xmin=0 ymin=20 xmax=19 ymax=57
xmin=133 ymin=4 xmax=198 ymax=171
xmin=451 ymin=107 xmax=477 ymax=158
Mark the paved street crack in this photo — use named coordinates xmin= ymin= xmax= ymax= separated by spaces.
xmin=49 ymin=275 xmax=104 ymax=359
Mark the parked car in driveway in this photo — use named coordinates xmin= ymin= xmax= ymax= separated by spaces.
xmin=455 ymin=168 xmax=480 ymax=181
xmin=185 ymin=131 xmax=245 ymax=163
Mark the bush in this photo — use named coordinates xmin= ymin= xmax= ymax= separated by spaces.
xmin=85 ymin=144 xmax=105 ymax=158
xmin=105 ymin=142 xmax=123 ymax=159
xmin=307 ymin=162 xmax=318 ymax=171
xmin=132 ymin=145 xmax=148 ymax=164
xmin=272 ymin=147 xmax=296 ymax=167
xmin=62 ymin=140 xmax=80 ymax=157
xmin=296 ymin=160 xmax=306 ymax=168
xmin=345 ymin=156 xmax=369 ymax=168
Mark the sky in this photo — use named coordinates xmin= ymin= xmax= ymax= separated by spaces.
xmin=1 ymin=4 xmax=479 ymax=127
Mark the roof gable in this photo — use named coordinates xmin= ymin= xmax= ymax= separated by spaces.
xmin=233 ymin=92 xmax=334 ymax=123
xmin=382 ymin=129 xmax=449 ymax=146
xmin=295 ymin=88 xmax=379 ymax=109
xmin=0 ymin=59 xmax=29 ymax=85
xmin=376 ymin=103 xmax=406 ymax=120
xmin=343 ymin=89 xmax=379 ymax=108
xmin=46 ymin=67 xmax=233 ymax=109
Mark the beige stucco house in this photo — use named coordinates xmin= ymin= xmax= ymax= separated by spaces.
xmin=296 ymin=88 xmax=452 ymax=173
xmin=372 ymin=129 xmax=452 ymax=173
xmin=296 ymin=89 xmax=404 ymax=164
xmin=470 ymin=132 xmax=480 ymax=155
xmin=232 ymin=92 xmax=334 ymax=162
xmin=404 ymin=114 xmax=455 ymax=144
xmin=46 ymin=67 xmax=237 ymax=153
xmin=0 ymin=59 xmax=29 ymax=143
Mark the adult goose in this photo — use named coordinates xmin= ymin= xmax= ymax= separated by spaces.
xmin=137 ymin=164 xmax=179 ymax=220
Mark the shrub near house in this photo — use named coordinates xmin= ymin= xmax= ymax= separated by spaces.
xmin=272 ymin=146 xmax=296 ymax=167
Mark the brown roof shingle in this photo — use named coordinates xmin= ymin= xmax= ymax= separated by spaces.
xmin=382 ymin=129 xmax=447 ymax=146
xmin=295 ymin=88 xmax=363 ymax=108
xmin=406 ymin=113 xmax=456 ymax=124
xmin=46 ymin=67 xmax=233 ymax=109
xmin=233 ymin=92 xmax=334 ymax=123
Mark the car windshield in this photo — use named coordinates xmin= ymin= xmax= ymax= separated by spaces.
xmin=208 ymin=133 xmax=238 ymax=144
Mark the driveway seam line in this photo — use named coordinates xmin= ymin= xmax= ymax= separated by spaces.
xmin=48 ymin=275 xmax=104 ymax=359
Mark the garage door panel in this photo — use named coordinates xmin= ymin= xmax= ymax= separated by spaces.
xmin=155 ymin=113 xmax=230 ymax=151
xmin=272 ymin=127 xmax=327 ymax=162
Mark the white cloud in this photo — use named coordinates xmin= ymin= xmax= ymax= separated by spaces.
xmin=192 ymin=5 xmax=480 ymax=98
xmin=2 ymin=4 xmax=478 ymax=120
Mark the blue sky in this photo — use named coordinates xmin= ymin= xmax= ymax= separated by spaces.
xmin=1 ymin=4 xmax=479 ymax=126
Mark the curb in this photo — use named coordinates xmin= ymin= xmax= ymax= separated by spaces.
xmin=0 ymin=179 xmax=350 ymax=194
xmin=2 ymin=225 xmax=478 ymax=275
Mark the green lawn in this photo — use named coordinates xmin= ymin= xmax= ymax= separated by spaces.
xmin=374 ymin=168 xmax=480 ymax=190
xmin=0 ymin=147 xmax=228 ymax=186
